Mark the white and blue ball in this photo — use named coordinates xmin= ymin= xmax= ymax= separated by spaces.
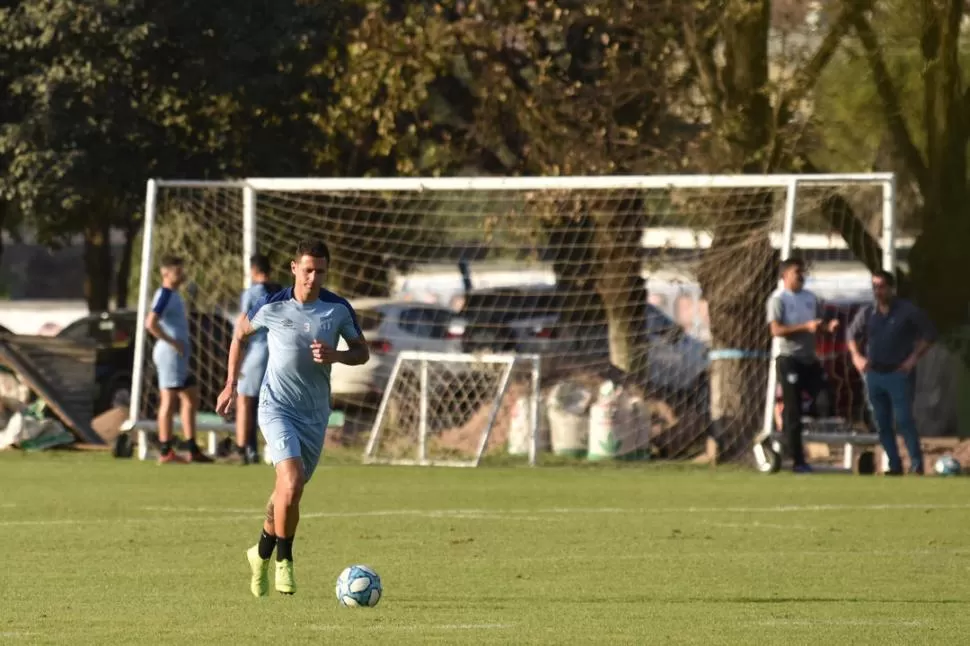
xmin=335 ymin=565 xmax=382 ymax=607
xmin=934 ymin=455 xmax=962 ymax=476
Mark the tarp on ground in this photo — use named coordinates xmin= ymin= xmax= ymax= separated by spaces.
xmin=0 ymin=334 xmax=103 ymax=445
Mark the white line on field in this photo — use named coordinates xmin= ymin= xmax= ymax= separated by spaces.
xmin=310 ymin=623 xmax=514 ymax=632
xmin=758 ymin=618 xmax=923 ymax=627
xmin=142 ymin=502 xmax=970 ymax=519
xmin=6 ymin=502 xmax=970 ymax=528
xmin=707 ymin=521 xmax=817 ymax=531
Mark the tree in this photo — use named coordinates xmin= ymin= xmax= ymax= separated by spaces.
xmin=0 ymin=0 xmax=348 ymax=310
xmin=679 ymin=0 xmax=852 ymax=456
xmin=828 ymin=0 xmax=970 ymax=334
xmin=317 ymin=0 xmax=695 ymax=384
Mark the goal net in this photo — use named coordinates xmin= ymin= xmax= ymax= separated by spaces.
xmin=127 ymin=175 xmax=896 ymax=465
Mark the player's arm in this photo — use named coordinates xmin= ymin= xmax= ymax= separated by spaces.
xmin=226 ymin=311 xmax=266 ymax=388
xmin=144 ymin=289 xmax=178 ymax=347
xmin=334 ymin=304 xmax=369 ymax=366
xmin=336 ymin=336 xmax=369 ymax=366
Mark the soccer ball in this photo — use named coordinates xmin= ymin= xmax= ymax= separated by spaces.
xmin=335 ymin=565 xmax=382 ymax=607
xmin=934 ymin=455 xmax=962 ymax=476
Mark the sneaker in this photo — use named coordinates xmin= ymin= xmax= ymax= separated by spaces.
xmin=246 ymin=545 xmax=271 ymax=597
xmin=158 ymin=449 xmax=187 ymax=464
xmin=792 ymin=464 xmax=813 ymax=474
xmin=275 ymin=559 xmax=296 ymax=595
xmin=244 ymin=447 xmax=260 ymax=465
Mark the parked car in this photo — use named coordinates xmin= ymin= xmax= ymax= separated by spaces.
xmin=817 ymin=299 xmax=872 ymax=425
xmin=449 ymin=286 xmax=709 ymax=396
xmin=331 ymin=298 xmax=461 ymax=405
xmin=57 ymin=308 xmax=235 ymax=417
xmin=450 ymin=287 xmax=562 ymax=354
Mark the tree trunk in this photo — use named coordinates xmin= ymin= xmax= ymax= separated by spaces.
xmin=83 ymin=220 xmax=113 ymax=312
xmin=699 ymin=0 xmax=776 ymax=460
xmin=907 ymin=0 xmax=969 ymax=334
xmin=593 ymin=199 xmax=649 ymax=386
xmin=115 ymin=217 xmax=138 ymax=309
xmin=697 ymin=200 xmax=778 ymax=460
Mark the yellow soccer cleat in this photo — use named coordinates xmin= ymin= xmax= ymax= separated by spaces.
xmin=275 ymin=559 xmax=296 ymax=595
xmin=246 ymin=545 xmax=270 ymax=598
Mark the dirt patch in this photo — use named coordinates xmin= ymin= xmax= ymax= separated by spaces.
xmin=434 ymin=382 xmax=528 ymax=455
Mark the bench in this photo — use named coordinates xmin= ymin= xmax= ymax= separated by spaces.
xmin=121 ymin=413 xmax=249 ymax=461
xmin=754 ymin=416 xmax=885 ymax=474
xmin=121 ymin=410 xmax=348 ymax=462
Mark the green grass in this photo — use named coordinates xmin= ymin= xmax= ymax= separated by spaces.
xmin=2 ymin=452 xmax=970 ymax=645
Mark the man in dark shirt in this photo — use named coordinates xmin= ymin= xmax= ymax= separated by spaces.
xmin=847 ymin=270 xmax=936 ymax=475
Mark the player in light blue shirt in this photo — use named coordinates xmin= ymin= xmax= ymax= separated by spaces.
xmin=216 ymin=239 xmax=369 ymax=597
xmin=144 ymin=255 xmax=212 ymax=464
xmin=231 ymin=253 xmax=282 ymax=465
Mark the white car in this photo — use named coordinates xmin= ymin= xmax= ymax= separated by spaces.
xmin=331 ymin=299 xmax=461 ymax=404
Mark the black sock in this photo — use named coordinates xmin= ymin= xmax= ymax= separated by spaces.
xmin=186 ymin=438 xmax=200 ymax=453
xmin=235 ymin=443 xmax=247 ymax=456
xmin=276 ymin=536 xmax=294 ymax=562
xmin=160 ymin=440 xmax=172 ymax=454
xmin=257 ymin=530 xmax=277 ymax=560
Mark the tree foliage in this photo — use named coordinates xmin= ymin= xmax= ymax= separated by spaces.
xmin=0 ymin=0 xmax=346 ymax=308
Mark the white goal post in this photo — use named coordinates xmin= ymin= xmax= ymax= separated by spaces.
xmin=123 ymin=173 xmax=896 ymax=466
xmin=362 ymin=351 xmax=541 ymax=467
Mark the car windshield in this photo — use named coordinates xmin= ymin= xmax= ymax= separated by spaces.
xmin=355 ymin=309 xmax=384 ymax=332
xmin=461 ymin=290 xmax=561 ymax=322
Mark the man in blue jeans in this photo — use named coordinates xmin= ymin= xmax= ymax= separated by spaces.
xmin=847 ymin=270 xmax=936 ymax=475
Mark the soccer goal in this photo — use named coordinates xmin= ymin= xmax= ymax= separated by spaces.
xmin=124 ymin=174 xmax=897 ymax=467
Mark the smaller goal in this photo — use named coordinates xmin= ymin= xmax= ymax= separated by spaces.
xmin=363 ymin=351 xmax=541 ymax=467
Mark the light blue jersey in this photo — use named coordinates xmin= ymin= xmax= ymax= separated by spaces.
xmin=236 ymin=281 xmax=282 ymax=397
xmin=247 ymin=287 xmax=361 ymax=477
xmin=151 ymin=287 xmax=190 ymax=344
xmin=150 ymin=287 xmax=192 ymax=389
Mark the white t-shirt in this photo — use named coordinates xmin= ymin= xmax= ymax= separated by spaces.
xmin=766 ymin=287 xmax=822 ymax=361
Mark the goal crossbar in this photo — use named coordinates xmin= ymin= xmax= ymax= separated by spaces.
xmin=153 ymin=173 xmax=895 ymax=192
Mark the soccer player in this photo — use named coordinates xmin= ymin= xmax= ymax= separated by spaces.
xmin=766 ymin=257 xmax=839 ymax=473
xmin=215 ymin=239 xmax=369 ymax=597
xmin=144 ymin=255 xmax=212 ymax=464
xmin=230 ymin=253 xmax=282 ymax=465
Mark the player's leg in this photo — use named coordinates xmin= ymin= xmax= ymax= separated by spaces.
xmin=154 ymin=347 xmax=185 ymax=463
xmin=272 ymin=457 xmax=305 ymax=595
xmin=246 ymin=495 xmax=276 ymax=597
xmin=807 ymin=361 xmax=832 ymax=419
xmin=885 ymin=372 xmax=923 ymax=474
xmin=246 ymin=411 xmax=303 ymax=596
xmin=177 ymin=377 xmax=211 ymax=463
xmin=777 ymin=357 xmax=807 ymax=470
xmin=236 ymin=350 xmax=266 ymax=464
xmin=156 ymin=388 xmax=183 ymax=463
xmin=865 ymin=372 xmax=901 ymax=474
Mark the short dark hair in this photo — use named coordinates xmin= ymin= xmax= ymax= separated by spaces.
xmin=872 ymin=269 xmax=895 ymax=287
xmin=294 ymin=239 xmax=330 ymax=262
xmin=779 ymin=257 xmax=805 ymax=276
xmin=159 ymin=255 xmax=183 ymax=269
xmin=250 ymin=253 xmax=271 ymax=275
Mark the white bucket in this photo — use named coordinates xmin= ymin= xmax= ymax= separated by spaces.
xmin=546 ymin=382 xmax=592 ymax=457
xmin=508 ymin=394 xmax=550 ymax=456
xmin=587 ymin=381 xmax=650 ymax=461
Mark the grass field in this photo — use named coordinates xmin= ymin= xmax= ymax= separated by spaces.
xmin=2 ymin=451 xmax=969 ymax=645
